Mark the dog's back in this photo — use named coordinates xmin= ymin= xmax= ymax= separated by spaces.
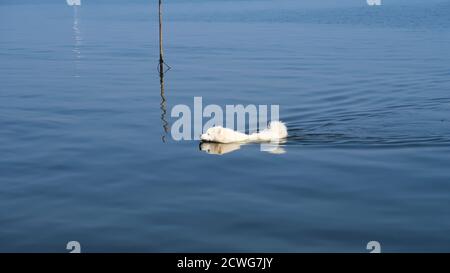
xmin=201 ymin=121 xmax=288 ymax=143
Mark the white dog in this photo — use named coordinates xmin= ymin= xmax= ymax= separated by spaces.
xmin=200 ymin=121 xmax=288 ymax=144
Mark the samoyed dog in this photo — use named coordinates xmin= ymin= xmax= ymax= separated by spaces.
xmin=200 ymin=121 xmax=288 ymax=144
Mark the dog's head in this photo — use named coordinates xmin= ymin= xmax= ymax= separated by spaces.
xmin=200 ymin=126 xmax=224 ymax=142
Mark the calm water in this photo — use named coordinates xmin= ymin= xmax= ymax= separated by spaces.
xmin=1 ymin=0 xmax=450 ymax=252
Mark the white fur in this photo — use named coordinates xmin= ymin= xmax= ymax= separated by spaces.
xmin=200 ymin=121 xmax=288 ymax=144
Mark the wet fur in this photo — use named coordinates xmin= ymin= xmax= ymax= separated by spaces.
xmin=200 ymin=121 xmax=288 ymax=144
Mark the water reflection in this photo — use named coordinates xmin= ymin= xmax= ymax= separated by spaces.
xmin=158 ymin=0 xmax=171 ymax=143
xmin=159 ymin=72 xmax=169 ymax=143
xmin=200 ymin=141 xmax=286 ymax=155
xmin=72 ymin=5 xmax=82 ymax=77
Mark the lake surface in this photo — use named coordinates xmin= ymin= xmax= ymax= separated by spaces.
xmin=1 ymin=0 xmax=450 ymax=252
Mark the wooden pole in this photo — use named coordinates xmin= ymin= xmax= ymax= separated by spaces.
xmin=158 ymin=0 xmax=168 ymax=142
xmin=158 ymin=0 xmax=164 ymax=75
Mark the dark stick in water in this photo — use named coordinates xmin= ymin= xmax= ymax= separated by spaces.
xmin=158 ymin=0 xmax=164 ymax=75
xmin=158 ymin=1 xmax=169 ymax=142
xmin=158 ymin=0 xmax=171 ymax=74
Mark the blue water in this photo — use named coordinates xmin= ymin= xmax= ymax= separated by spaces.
xmin=1 ymin=0 xmax=450 ymax=252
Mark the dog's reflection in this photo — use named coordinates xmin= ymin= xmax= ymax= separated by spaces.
xmin=200 ymin=141 xmax=286 ymax=155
